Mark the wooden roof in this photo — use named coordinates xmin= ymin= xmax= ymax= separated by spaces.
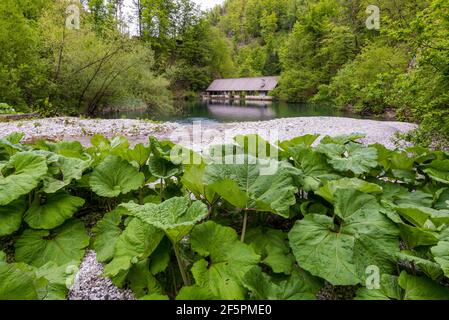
xmin=206 ymin=76 xmax=279 ymax=92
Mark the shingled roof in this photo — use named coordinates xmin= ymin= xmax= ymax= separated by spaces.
xmin=206 ymin=76 xmax=279 ymax=92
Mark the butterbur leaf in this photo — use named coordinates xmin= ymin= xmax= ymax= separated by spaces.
xmin=93 ymin=209 xmax=124 ymax=263
xmin=0 ymin=198 xmax=26 ymax=236
xmin=316 ymin=178 xmax=382 ymax=203
xmin=0 ymin=262 xmax=41 ymax=300
xmin=177 ymin=286 xmax=218 ymax=300
xmin=204 ymin=158 xmax=300 ymax=218
xmin=289 ymin=189 xmax=399 ymax=286
xmin=90 ymin=135 xmax=130 ymax=162
xmin=42 ymin=155 xmax=91 ymax=193
xmin=35 ymin=262 xmax=76 ymax=300
xmin=395 ymin=206 xmax=449 ymax=228
xmin=289 ymin=214 xmax=359 ymax=285
xmin=182 ymin=162 xmax=217 ymax=203
xmin=278 ymin=134 xmax=320 ymax=150
xmin=104 ymin=218 xmax=164 ymax=277
xmin=355 ymin=274 xmax=403 ymax=300
xmin=90 ymin=155 xmax=145 ymax=197
xmin=435 ymin=188 xmax=449 ymax=210
xmin=397 ymin=251 xmax=443 ymax=280
xmin=398 ymin=271 xmax=449 ymax=300
xmin=245 ymin=227 xmax=295 ymax=274
xmin=24 ymin=193 xmax=85 ymax=230
xmin=234 ymin=134 xmax=280 ymax=160
xmin=243 ymin=267 xmax=322 ymax=300
xmin=5 ymin=132 xmax=25 ymax=144
xmin=15 ymin=220 xmax=89 ymax=268
xmin=127 ymin=260 xmax=163 ymax=298
xmin=148 ymin=137 xmax=181 ymax=178
xmin=190 ymin=221 xmax=260 ymax=300
xmin=149 ymin=238 xmax=171 ymax=275
xmin=431 ymin=240 xmax=449 ymax=278
xmin=424 ymin=160 xmax=449 ymax=184
xmin=121 ymin=197 xmax=208 ymax=243
xmin=398 ymin=224 xmax=439 ymax=248
xmin=379 ymin=182 xmax=433 ymax=207
xmin=0 ymin=152 xmax=48 ymax=206
xmin=36 ymin=140 xmax=87 ymax=159
xmin=320 ymin=134 xmax=366 ymax=145
xmin=284 ymin=145 xmax=339 ymax=191
xmin=317 ymin=142 xmax=378 ymax=175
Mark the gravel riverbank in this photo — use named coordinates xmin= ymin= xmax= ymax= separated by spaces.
xmin=0 ymin=116 xmax=417 ymax=149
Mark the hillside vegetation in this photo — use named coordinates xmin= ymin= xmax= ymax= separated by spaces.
xmin=0 ymin=0 xmax=448 ymax=147
xmin=208 ymin=0 xmax=449 ymax=147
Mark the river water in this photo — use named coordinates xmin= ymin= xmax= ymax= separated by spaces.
xmin=102 ymin=100 xmax=371 ymax=124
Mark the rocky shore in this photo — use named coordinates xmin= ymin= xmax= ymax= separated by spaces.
xmin=0 ymin=116 xmax=417 ymax=150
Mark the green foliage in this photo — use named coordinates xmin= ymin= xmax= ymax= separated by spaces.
xmin=318 ymin=44 xmax=409 ymax=114
xmin=0 ymin=133 xmax=448 ymax=300
xmin=211 ymin=0 xmax=448 ymax=147
xmin=0 ymin=1 xmax=172 ymax=115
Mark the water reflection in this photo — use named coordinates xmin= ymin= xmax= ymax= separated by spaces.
xmin=102 ymin=100 xmax=366 ymax=123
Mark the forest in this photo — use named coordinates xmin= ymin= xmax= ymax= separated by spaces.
xmin=0 ymin=0 xmax=448 ymax=147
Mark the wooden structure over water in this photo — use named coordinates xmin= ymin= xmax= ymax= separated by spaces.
xmin=205 ymin=76 xmax=279 ymax=101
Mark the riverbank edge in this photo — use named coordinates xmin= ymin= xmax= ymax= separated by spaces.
xmin=0 ymin=116 xmax=418 ymax=150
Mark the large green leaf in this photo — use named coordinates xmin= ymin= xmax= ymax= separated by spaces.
xmin=125 ymin=143 xmax=151 ymax=168
xmin=104 ymin=218 xmax=164 ymax=277
xmin=282 ymin=144 xmax=339 ymax=191
xmin=435 ymin=188 xmax=449 ymax=209
xmin=34 ymin=262 xmax=74 ymax=300
xmin=398 ymin=271 xmax=449 ymax=300
xmin=126 ymin=260 xmax=163 ymax=298
xmin=0 ymin=262 xmax=42 ymax=300
xmin=190 ymin=221 xmax=260 ymax=300
xmin=316 ymin=142 xmax=378 ymax=175
xmin=355 ymin=274 xmax=403 ymax=300
xmin=181 ymin=162 xmax=217 ymax=203
xmin=289 ymin=214 xmax=359 ymax=286
xmin=177 ymin=286 xmax=218 ymax=300
xmin=42 ymin=153 xmax=91 ymax=194
xmin=424 ymin=160 xmax=449 ymax=184
xmin=0 ymin=198 xmax=26 ymax=236
xmin=243 ymin=267 xmax=322 ymax=300
xmin=204 ymin=157 xmax=300 ymax=218
xmin=0 ymin=152 xmax=48 ymax=205
xmin=397 ymin=251 xmax=443 ymax=280
xmin=316 ymin=178 xmax=382 ymax=203
xmin=40 ymin=140 xmax=87 ymax=159
xmin=88 ymin=135 xmax=130 ymax=163
xmin=121 ymin=197 xmax=208 ymax=243
xmin=148 ymin=137 xmax=181 ymax=178
xmin=93 ymin=209 xmax=124 ymax=263
xmin=24 ymin=193 xmax=85 ymax=230
xmin=289 ymin=189 xmax=399 ymax=286
xmin=398 ymin=223 xmax=440 ymax=248
xmin=245 ymin=227 xmax=295 ymax=274
xmin=278 ymin=134 xmax=320 ymax=150
xmin=379 ymin=182 xmax=433 ymax=207
xmin=395 ymin=206 xmax=449 ymax=228
xmin=15 ymin=220 xmax=89 ymax=268
xmin=89 ymin=155 xmax=145 ymax=197
xmin=431 ymin=240 xmax=449 ymax=278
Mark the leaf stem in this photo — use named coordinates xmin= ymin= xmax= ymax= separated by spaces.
xmin=241 ymin=211 xmax=249 ymax=242
xmin=173 ymin=243 xmax=190 ymax=286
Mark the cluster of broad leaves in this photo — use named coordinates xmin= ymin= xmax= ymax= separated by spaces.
xmin=1 ymin=131 xmax=449 ymax=300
